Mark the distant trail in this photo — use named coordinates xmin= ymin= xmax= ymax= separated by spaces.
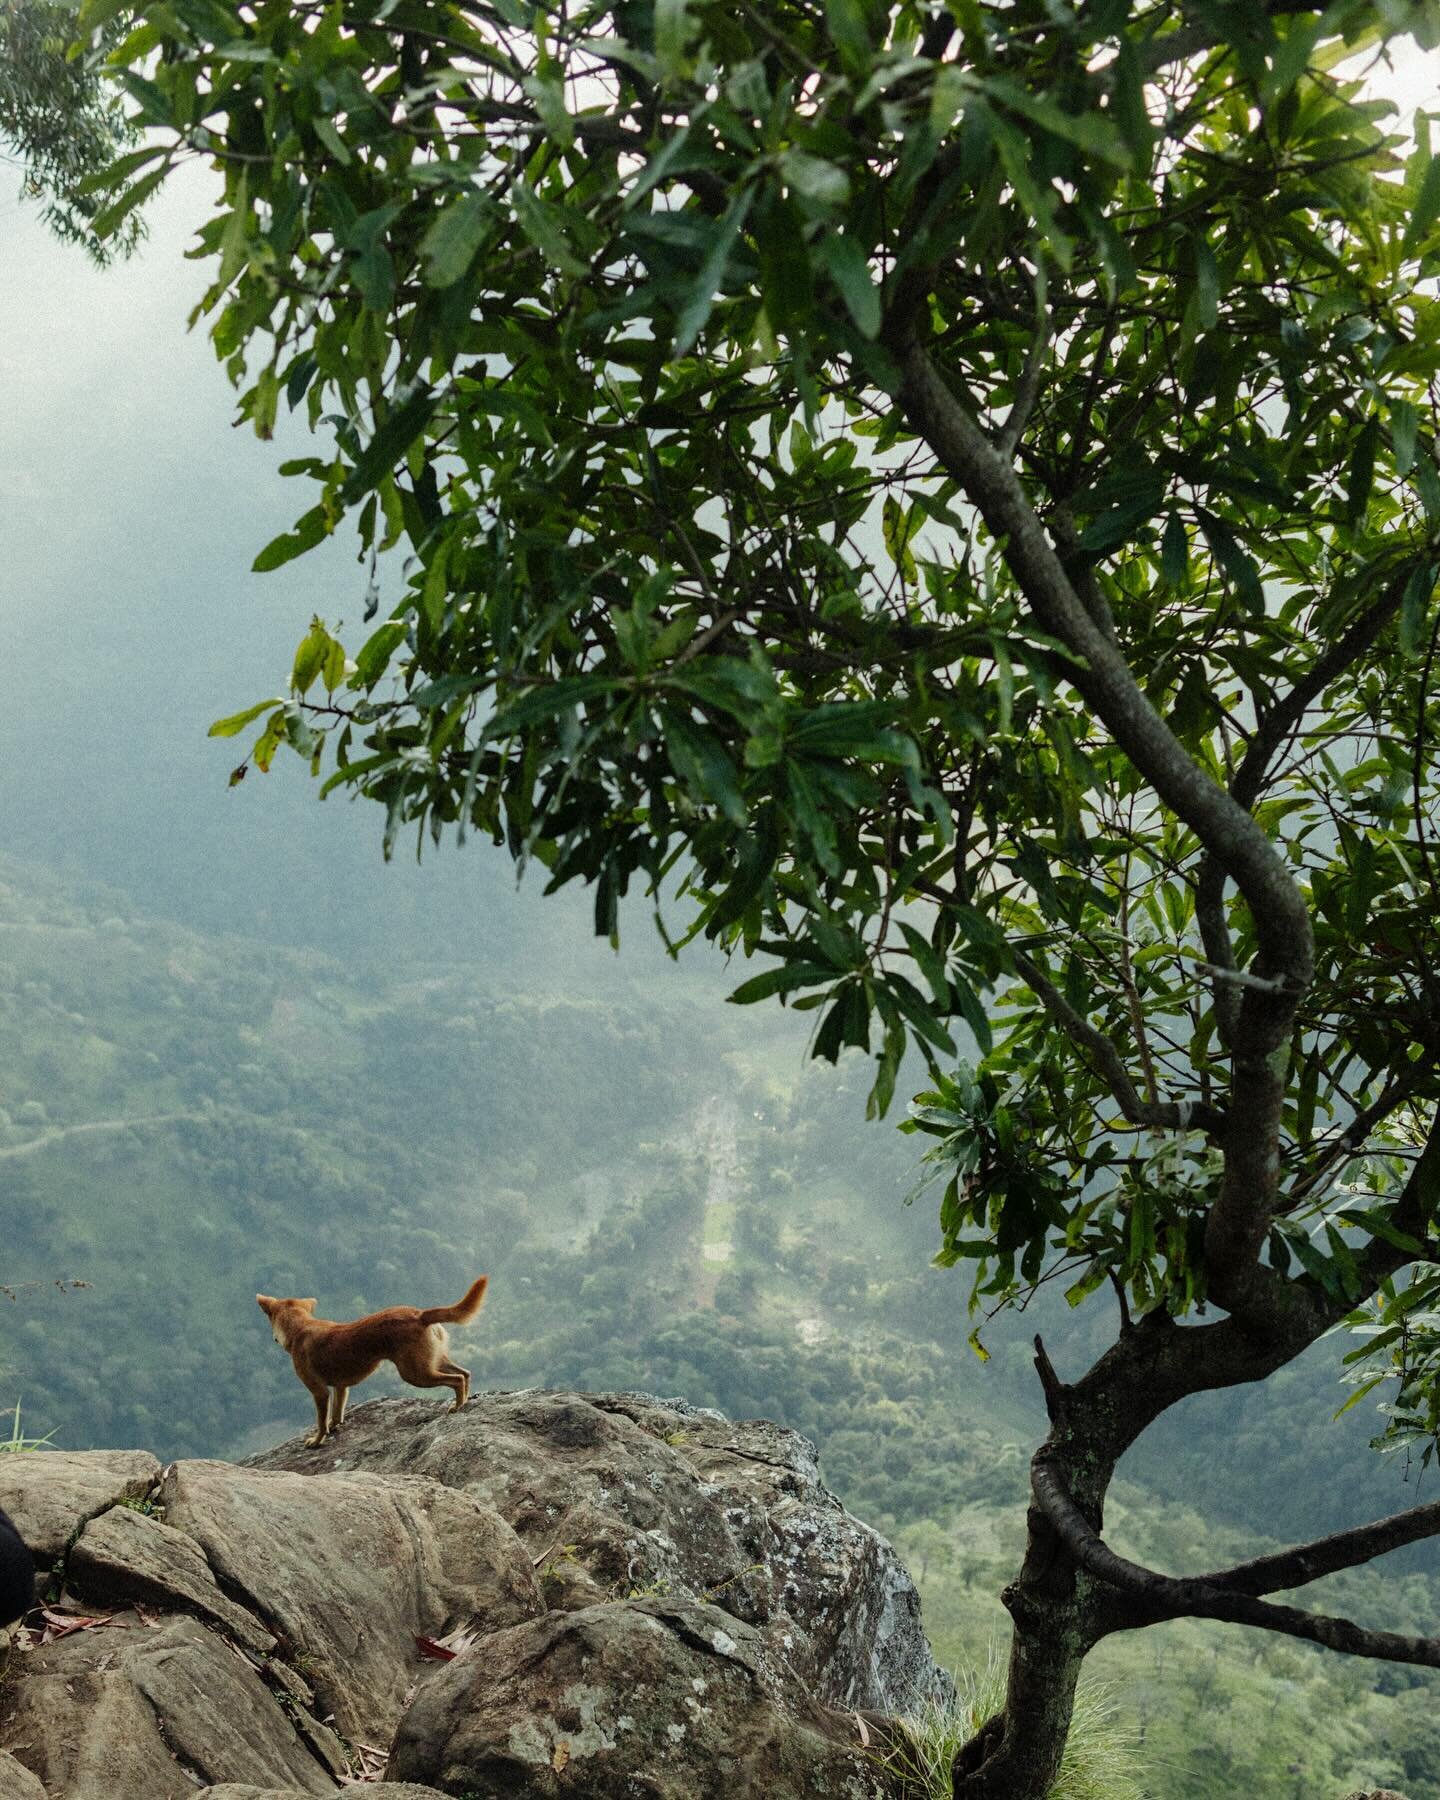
xmin=0 ymin=1113 xmax=200 ymax=1161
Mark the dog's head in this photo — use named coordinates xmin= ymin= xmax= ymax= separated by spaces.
xmin=256 ymin=1294 xmax=316 ymax=1346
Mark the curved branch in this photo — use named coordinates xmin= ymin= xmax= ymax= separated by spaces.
xmin=895 ymin=343 xmax=1313 ymax=999
xmin=1194 ymin=566 xmax=1413 ymax=1039
xmin=1032 ymin=1461 xmax=1440 ymax=1667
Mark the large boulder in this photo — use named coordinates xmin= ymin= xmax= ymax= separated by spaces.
xmin=249 ymin=1390 xmax=949 ymax=1716
xmin=0 ymin=1613 xmax=336 ymax=1800
xmin=387 ymin=1596 xmax=904 ymax=1798
xmin=0 ymin=1451 xmax=160 ymax=1562
xmin=157 ymin=1461 xmax=542 ymax=1742
xmin=0 ymin=1754 xmax=44 ymax=1800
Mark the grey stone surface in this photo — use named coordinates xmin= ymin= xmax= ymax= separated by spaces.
xmin=0 ymin=1613 xmax=334 ymax=1800
xmin=0 ymin=1752 xmax=44 ymax=1800
xmin=249 ymin=1389 xmax=950 ymax=1715
xmin=159 ymin=1459 xmax=543 ymax=1743
xmin=387 ymin=1596 xmax=904 ymax=1798
xmin=69 ymin=1502 xmax=275 ymax=1656
xmin=0 ymin=1451 xmax=160 ymax=1561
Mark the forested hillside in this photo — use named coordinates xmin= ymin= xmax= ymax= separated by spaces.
xmin=1 ymin=849 xmax=1437 ymax=1795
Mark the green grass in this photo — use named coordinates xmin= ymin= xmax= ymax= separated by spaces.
xmin=889 ymin=1646 xmax=1145 ymax=1800
xmin=0 ymin=1402 xmax=54 ymax=1453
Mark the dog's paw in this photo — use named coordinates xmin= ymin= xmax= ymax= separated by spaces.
xmin=304 ymin=1433 xmax=327 ymax=1448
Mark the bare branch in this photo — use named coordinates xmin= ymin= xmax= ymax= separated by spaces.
xmin=1032 ymin=1461 xmax=1440 ymax=1668
xmin=1193 ymin=565 xmax=1412 ymax=1031
xmin=996 ymin=266 xmax=1051 ymax=460
xmin=1197 ymin=1497 xmax=1440 ymax=1597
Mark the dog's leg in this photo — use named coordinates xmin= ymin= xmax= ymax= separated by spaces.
xmin=304 ymin=1382 xmax=330 ymax=1447
xmin=440 ymin=1358 xmax=471 ymax=1409
xmin=331 ymin=1386 xmax=351 ymax=1430
xmin=394 ymin=1351 xmax=470 ymax=1413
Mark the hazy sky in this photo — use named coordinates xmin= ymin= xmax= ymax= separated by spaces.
xmin=0 ymin=32 xmax=1436 ymax=955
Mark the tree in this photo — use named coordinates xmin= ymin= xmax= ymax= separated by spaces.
xmin=76 ymin=0 xmax=1440 ymax=1791
xmin=1 ymin=1 xmax=145 ymax=261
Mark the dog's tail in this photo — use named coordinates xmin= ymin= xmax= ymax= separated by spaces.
xmin=419 ymin=1276 xmax=489 ymax=1327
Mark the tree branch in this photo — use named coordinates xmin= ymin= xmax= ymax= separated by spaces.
xmin=1196 ymin=1497 xmax=1440 ymax=1596
xmin=1013 ymin=950 xmax=1226 ymax=1139
xmin=1193 ymin=565 xmax=1413 ymax=1039
xmin=1032 ymin=1461 xmax=1440 ymax=1668
xmin=894 ymin=343 xmax=1313 ymax=999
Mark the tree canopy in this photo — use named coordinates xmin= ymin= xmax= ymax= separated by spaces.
xmin=69 ymin=0 xmax=1440 ymax=1790
xmin=1 ymin=1 xmax=144 ymax=259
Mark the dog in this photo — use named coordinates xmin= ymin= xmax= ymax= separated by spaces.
xmin=257 ymin=1277 xmax=488 ymax=1447
xmin=0 ymin=1505 xmax=34 ymax=1632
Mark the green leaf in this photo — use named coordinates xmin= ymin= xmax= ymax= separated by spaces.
xmin=353 ymin=620 xmax=409 ymax=686
xmin=1405 ymin=152 xmax=1440 ymax=251
xmin=819 ymin=233 xmax=881 ymax=337
xmin=727 ymin=962 xmax=836 ymax=1003
xmin=208 ymin=698 xmax=284 ymax=738
xmin=779 ymin=150 xmax=851 ymax=208
xmin=339 ymin=386 xmax=437 ymax=507
xmin=253 ymin=505 xmax=329 ymax=572
xmin=91 ymin=164 xmax=170 ymax=240
xmin=1391 ymin=398 xmax=1419 ymax=478
xmin=311 ymin=116 xmax=352 ymax=166
xmin=1160 ymin=512 xmax=1189 ymax=586
xmin=1399 ymin=562 xmax=1436 ymax=658
xmin=674 ymin=186 xmax=754 ymax=355
xmin=419 ymin=194 xmax=491 ymax=288
xmin=511 ymin=182 xmax=589 ymax=276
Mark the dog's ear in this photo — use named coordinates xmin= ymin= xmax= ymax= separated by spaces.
xmin=256 ymin=1294 xmax=277 ymax=1314
xmin=297 ymin=1298 xmax=317 ymax=1313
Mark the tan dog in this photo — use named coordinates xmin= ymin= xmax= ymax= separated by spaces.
xmin=257 ymin=1278 xmax=488 ymax=1446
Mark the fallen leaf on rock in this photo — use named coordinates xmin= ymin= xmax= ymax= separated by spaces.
xmin=553 ymin=1742 xmax=570 ymax=1772
xmin=853 ymin=1711 xmax=870 ymax=1747
xmin=414 ymin=1635 xmax=456 ymax=1662
xmin=37 ymin=1608 xmax=119 ymax=1643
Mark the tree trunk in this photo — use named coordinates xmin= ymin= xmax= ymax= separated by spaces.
xmin=951 ymin=1491 xmax=1097 ymax=1798
xmin=952 ymin=1300 xmax=1342 ymax=1797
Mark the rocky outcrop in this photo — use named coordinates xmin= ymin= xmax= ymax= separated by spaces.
xmin=250 ymin=1389 xmax=947 ymax=1718
xmin=0 ymin=1392 xmax=943 ymax=1797
xmin=388 ymin=1596 xmax=903 ymax=1798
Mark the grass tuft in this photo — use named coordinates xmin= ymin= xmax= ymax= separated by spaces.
xmin=0 ymin=1402 xmax=54 ymax=1454
xmin=890 ymin=1646 xmax=1146 ymax=1800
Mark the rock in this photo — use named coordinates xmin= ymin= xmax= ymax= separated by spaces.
xmin=159 ymin=1460 xmax=543 ymax=1742
xmin=1340 ymin=1792 xmax=1411 ymax=1799
xmin=200 ymin=1789 xmax=449 ymax=1799
xmin=0 ymin=1451 xmax=160 ymax=1561
xmin=69 ymin=1502 xmax=275 ymax=1657
xmin=249 ymin=1390 xmax=948 ymax=1715
xmin=0 ymin=1753 xmax=44 ymax=1800
xmin=0 ymin=1613 xmax=335 ymax=1799
xmin=387 ymin=1596 xmax=904 ymax=1798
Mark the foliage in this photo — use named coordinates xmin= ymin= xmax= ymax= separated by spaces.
xmin=63 ymin=0 xmax=1440 ymax=1785
xmin=73 ymin=0 xmax=1440 ymax=1354
xmin=0 ymin=1 xmax=144 ymax=261
xmin=889 ymin=1648 xmax=1144 ymax=1800
xmin=0 ymin=1403 xmax=54 ymax=1454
